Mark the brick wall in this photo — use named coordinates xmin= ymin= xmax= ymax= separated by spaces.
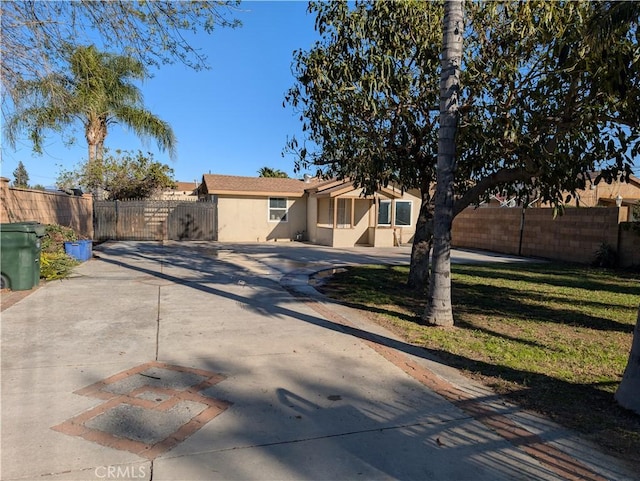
xmin=0 ymin=178 xmax=94 ymax=238
xmin=452 ymin=206 xmax=632 ymax=265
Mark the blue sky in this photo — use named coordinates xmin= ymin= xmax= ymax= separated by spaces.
xmin=1 ymin=1 xmax=319 ymax=188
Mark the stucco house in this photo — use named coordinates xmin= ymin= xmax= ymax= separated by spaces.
xmin=198 ymin=174 xmax=310 ymax=242
xmin=156 ymin=181 xmax=199 ymax=201
xmin=305 ymin=178 xmax=421 ymax=247
xmin=575 ymin=173 xmax=640 ymax=212
xmin=197 ymin=174 xmax=421 ymax=247
xmin=534 ymin=173 xmax=640 ymax=220
xmin=479 ymin=173 xmax=640 ymax=220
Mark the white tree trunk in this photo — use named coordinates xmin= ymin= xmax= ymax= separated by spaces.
xmin=423 ymin=0 xmax=464 ymax=327
xmin=615 ymin=306 xmax=640 ymax=414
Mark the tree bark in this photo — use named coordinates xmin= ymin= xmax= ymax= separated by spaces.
xmin=408 ymin=188 xmax=434 ymax=291
xmin=423 ymin=0 xmax=464 ymax=327
xmin=87 ymin=141 xmax=97 ymax=165
xmin=85 ymin=115 xmax=108 ymax=198
xmin=615 ymin=305 xmax=640 ymax=415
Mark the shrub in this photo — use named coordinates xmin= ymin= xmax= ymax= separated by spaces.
xmin=40 ymin=224 xmax=79 ymax=280
xmin=40 ymin=252 xmax=79 ymax=280
xmin=41 ymin=224 xmax=77 ymax=254
xmin=592 ymin=242 xmax=617 ymax=268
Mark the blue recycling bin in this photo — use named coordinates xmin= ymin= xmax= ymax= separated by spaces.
xmin=64 ymin=240 xmax=92 ymax=262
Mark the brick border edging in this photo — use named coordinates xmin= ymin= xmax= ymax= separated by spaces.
xmin=52 ymin=361 xmax=230 ymax=460
xmin=303 ymin=298 xmax=610 ymax=481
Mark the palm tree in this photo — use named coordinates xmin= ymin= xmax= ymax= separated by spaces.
xmin=423 ymin=0 xmax=464 ymax=327
xmin=5 ymin=45 xmax=176 ymax=168
xmin=258 ymin=167 xmax=289 ymax=178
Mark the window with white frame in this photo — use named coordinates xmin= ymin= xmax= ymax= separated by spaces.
xmin=377 ymin=199 xmax=391 ymax=226
xmin=268 ymin=197 xmax=288 ymax=222
xmin=377 ymin=199 xmax=412 ymax=226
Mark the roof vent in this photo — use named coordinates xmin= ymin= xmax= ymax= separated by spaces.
xmin=303 ymin=174 xmax=311 ymax=183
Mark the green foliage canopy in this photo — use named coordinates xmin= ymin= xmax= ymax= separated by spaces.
xmin=58 ymin=149 xmax=176 ymax=200
xmin=285 ymin=0 xmax=442 ymax=195
xmin=258 ymin=167 xmax=289 ymax=178
xmin=455 ymin=1 xmax=639 ymax=214
xmin=286 ymin=0 xmax=639 ymax=211
xmin=12 ymin=161 xmax=29 ymax=188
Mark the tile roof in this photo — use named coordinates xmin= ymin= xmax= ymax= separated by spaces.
xmin=201 ymin=174 xmax=319 ymax=197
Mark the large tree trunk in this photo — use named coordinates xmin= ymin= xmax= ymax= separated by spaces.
xmin=85 ymin=115 xmax=108 ymax=198
xmin=423 ymin=0 xmax=464 ymax=327
xmin=85 ymin=115 xmax=108 ymax=160
xmin=615 ymin=306 xmax=640 ymax=415
xmin=408 ymin=189 xmax=434 ymax=291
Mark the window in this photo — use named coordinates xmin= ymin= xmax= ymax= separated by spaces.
xmin=395 ymin=201 xmax=412 ymax=226
xmin=322 ymin=198 xmax=352 ymax=228
xmin=268 ymin=197 xmax=288 ymax=222
xmin=377 ymin=199 xmax=412 ymax=226
xmin=336 ymin=198 xmax=352 ymax=228
xmin=317 ymin=198 xmax=332 ymax=225
xmin=378 ymin=200 xmax=391 ymax=226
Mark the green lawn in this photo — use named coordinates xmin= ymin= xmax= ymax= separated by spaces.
xmin=317 ymin=262 xmax=640 ymax=461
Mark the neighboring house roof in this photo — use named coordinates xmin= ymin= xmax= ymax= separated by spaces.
xmin=174 ymin=181 xmax=198 ymax=193
xmin=304 ymin=178 xmax=347 ymax=194
xmin=577 ymin=173 xmax=640 ymax=206
xmin=311 ymin=178 xmax=407 ymax=199
xmin=200 ymin=174 xmax=416 ymax=200
xmin=200 ymin=174 xmax=318 ymax=198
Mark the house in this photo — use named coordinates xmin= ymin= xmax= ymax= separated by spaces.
xmin=476 ymin=173 xmax=640 ymax=220
xmin=305 ymin=178 xmax=421 ymax=247
xmin=574 ymin=174 xmax=640 ymax=215
xmin=198 ymin=174 xmax=310 ymax=242
xmin=197 ymin=174 xmax=422 ymax=247
xmin=156 ymin=181 xmax=199 ymax=201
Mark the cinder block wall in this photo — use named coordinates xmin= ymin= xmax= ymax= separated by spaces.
xmin=451 ymin=208 xmax=522 ymax=255
xmin=452 ymin=206 xmax=630 ymax=265
xmin=619 ymin=225 xmax=640 ymax=268
xmin=0 ymin=178 xmax=93 ymax=238
xmin=520 ymin=208 xmax=619 ymax=263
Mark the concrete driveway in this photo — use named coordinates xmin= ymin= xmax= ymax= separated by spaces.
xmin=1 ymin=241 xmax=633 ymax=481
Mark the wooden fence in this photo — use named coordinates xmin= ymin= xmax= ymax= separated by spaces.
xmin=0 ymin=178 xmax=93 ymax=238
xmin=94 ymin=199 xmax=217 ymax=241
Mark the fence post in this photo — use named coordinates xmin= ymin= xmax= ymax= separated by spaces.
xmin=115 ymin=200 xmax=120 ymax=239
xmin=518 ymin=208 xmax=525 ymax=256
xmin=162 ymin=200 xmax=169 ymax=241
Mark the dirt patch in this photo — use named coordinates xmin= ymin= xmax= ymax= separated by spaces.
xmin=1 ymin=287 xmax=37 ymax=312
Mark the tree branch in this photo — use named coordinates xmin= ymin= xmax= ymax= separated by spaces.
xmin=453 ymin=166 xmax=539 ymax=217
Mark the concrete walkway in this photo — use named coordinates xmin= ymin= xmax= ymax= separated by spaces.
xmin=1 ymin=241 xmax=634 ymax=481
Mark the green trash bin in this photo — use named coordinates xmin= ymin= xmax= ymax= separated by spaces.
xmin=0 ymin=222 xmax=46 ymax=291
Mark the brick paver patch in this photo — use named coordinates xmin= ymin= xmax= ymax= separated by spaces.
xmin=52 ymin=361 xmax=230 ymax=459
